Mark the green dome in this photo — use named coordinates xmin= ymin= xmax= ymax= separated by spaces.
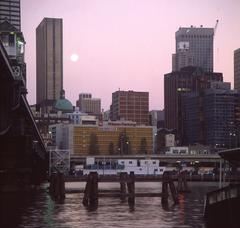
xmin=54 ymin=90 xmax=73 ymax=112
xmin=54 ymin=99 xmax=73 ymax=112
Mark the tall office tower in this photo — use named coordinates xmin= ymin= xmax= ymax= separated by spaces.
xmin=173 ymin=26 xmax=214 ymax=72
xmin=76 ymin=93 xmax=101 ymax=116
xmin=0 ymin=0 xmax=21 ymax=31
xmin=164 ymin=66 xmax=223 ymax=144
xmin=234 ymin=48 xmax=240 ymax=91
xmin=36 ymin=18 xmax=63 ymax=113
xmin=182 ymin=82 xmax=240 ymax=149
xmin=110 ymin=90 xmax=149 ymax=125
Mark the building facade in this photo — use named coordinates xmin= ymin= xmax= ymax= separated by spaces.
xmin=36 ymin=18 xmax=63 ymax=113
xmin=182 ymin=82 xmax=240 ymax=149
xmin=110 ymin=90 xmax=149 ymax=125
xmin=76 ymin=93 xmax=101 ymax=116
xmin=173 ymin=26 xmax=214 ymax=72
xmin=0 ymin=0 xmax=21 ymax=30
xmin=234 ymin=48 xmax=240 ymax=91
xmin=164 ymin=66 xmax=223 ymax=143
xmin=49 ymin=122 xmax=154 ymax=156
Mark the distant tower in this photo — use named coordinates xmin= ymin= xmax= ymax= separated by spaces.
xmin=0 ymin=0 xmax=21 ymax=31
xmin=36 ymin=18 xmax=63 ymax=113
xmin=234 ymin=48 xmax=240 ymax=91
xmin=173 ymin=26 xmax=214 ymax=72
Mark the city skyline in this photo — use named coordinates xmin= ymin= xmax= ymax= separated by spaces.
xmin=21 ymin=0 xmax=240 ymax=110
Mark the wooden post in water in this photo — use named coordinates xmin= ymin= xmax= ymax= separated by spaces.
xmin=161 ymin=171 xmax=178 ymax=205
xmin=177 ymin=171 xmax=189 ymax=193
xmin=82 ymin=172 xmax=98 ymax=207
xmin=120 ymin=172 xmax=127 ymax=201
xmin=161 ymin=171 xmax=169 ymax=205
xmin=49 ymin=172 xmax=65 ymax=200
xmin=127 ymin=171 xmax=135 ymax=206
xmin=59 ymin=172 xmax=65 ymax=199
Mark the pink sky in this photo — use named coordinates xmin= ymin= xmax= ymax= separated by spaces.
xmin=21 ymin=0 xmax=240 ymax=110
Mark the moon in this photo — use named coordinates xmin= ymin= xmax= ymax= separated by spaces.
xmin=70 ymin=54 xmax=79 ymax=62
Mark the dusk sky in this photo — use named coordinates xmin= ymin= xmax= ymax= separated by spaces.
xmin=21 ymin=0 xmax=240 ymax=110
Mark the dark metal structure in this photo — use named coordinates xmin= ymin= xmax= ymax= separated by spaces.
xmin=0 ymin=41 xmax=47 ymax=192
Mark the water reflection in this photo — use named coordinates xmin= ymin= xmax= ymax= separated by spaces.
xmin=0 ymin=182 xmax=217 ymax=228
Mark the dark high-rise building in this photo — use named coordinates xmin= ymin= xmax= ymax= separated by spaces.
xmin=110 ymin=90 xmax=149 ymax=125
xmin=164 ymin=66 xmax=223 ymax=144
xmin=173 ymin=26 xmax=214 ymax=72
xmin=182 ymin=82 xmax=240 ymax=149
xmin=36 ymin=18 xmax=63 ymax=113
xmin=0 ymin=0 xmax=21 ymax=31
xmin=234 ymin=48 xmax=240 ymax=91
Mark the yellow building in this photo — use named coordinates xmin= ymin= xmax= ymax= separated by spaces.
xmin=50 ymin=122 xmax=154 ymax=156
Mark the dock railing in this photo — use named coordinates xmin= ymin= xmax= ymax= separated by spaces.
xmin=204 ymin=183 xmax=240 ymax=217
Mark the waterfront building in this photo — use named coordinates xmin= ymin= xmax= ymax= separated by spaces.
xmin=110 ymin=90 xmax=149 ymax=125
xmin=76 ymin=93 xmax=101 ymax=117
xmin=164 ymin=66 xmax=223 ymax=143
xmin=49 ymin=121 xmax=154 ymax=155
xmin=234 ymin=48 xmax=240 ymax=91
xmin=36 ymin=18 xmax=63 ymax=113
xmin=182 ymin=81 xmax=240 ymax=149
xmin=0 ymin=0 xmax=21 ymax=31
xmin=156 ymin=128 xmax=176 ymax=153
xmin=173 ymin=26 xmax=214 ymax=72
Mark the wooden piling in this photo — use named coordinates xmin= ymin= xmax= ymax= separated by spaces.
xmin=161 ymin=172 xmax=169 ymax=205
xmin=161 ymin=171 xmax=178 ymax=205
xmin=49 ymin=172 xmax=65 ymax=200
xmin=82 ymin=172 xmax=98 ymax=207
xmin=120 ymin=172 xmax=127 ymax=201
xmin=177 ymin=171 xmax=190 ymax=193
xmin=127 ymin=171 xmax=135 ymax=206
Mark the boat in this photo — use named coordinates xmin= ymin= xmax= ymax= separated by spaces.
xmin=81 ymin=158 xmax=166 ymax=176
xmin=204 ymin=148 xmax=240 ymax=228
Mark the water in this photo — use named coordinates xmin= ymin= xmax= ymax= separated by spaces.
xmin=0 ymin=182 xmax=217 ymax=228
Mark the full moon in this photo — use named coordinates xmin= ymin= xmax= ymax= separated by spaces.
xmin=70 ymin=54 xmax=79 ymax=62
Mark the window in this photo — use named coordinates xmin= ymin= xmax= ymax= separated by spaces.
xmin=129 ymin=161 xmax=132 ymax=164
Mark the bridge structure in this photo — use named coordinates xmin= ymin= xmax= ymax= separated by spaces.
xmin=70 ymin=154 xmax=221 ymax=165
xmin=0 ymin=42 xmax=48 ymax=192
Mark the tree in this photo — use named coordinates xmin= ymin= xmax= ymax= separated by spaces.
xmin=108 ymin=142 xmax=114 ymax=155
xmin=88 ymin=133 xmax=99 ymax=155
xmin=118 ymin=131 xmax=131 ymax=155
xmin=139 ymin=137 xmax=147 ymax=154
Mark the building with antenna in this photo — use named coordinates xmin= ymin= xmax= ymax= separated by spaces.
xmin=172 ymin=25 xmax=215 ymax=72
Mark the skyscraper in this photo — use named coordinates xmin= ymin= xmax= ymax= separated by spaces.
xmin=164 ymin=66 xmax=223 ymax=144
xmin=173 ymin=26 xmax=214 ymax=72
xmin=36 ymin=18 xmax=63 ymax=113
xmin=182 ymin=82 xmax=240 ymax=149
xmin=234 ymin=48 xmax=240 ymax=91
xmin=110 ymin=90 xmax=149 ymax=125
xmin=0 ymin=0 xmax=21 ymax=31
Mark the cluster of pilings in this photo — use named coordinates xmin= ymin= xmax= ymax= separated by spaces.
xmin=48 ymin=171 xmax=191 ymax=208
xmin=161 ymin=171 xmax=179 ymax=205
xmin=49 ymin=172 xmax=65 ymax=200
xmin=177 ymin=171 xmax=190 ymax=193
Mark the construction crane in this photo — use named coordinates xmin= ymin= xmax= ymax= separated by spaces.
xmin=214 ymin=19 xmax=219 ymax=37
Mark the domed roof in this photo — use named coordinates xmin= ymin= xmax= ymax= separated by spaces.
xmin=54 ymin=90 xmax=73 ymax=113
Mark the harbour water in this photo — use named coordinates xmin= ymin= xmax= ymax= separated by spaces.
xmin=0 ymin=182 xmax=218 ymax=228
